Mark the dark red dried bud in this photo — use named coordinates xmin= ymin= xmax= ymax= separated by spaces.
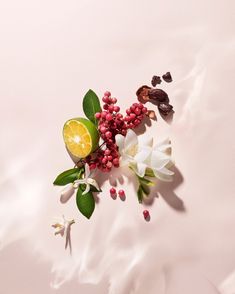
xmin=162 ymin=72 xmax=172 ymax=83
xmin=151 ymin=75 xmax=162 ymax=87
xmin=149 ymin=88 xmax=169 ymax=103
xmin=136 ymin=85 xmax=151 ymax=104
xmin=158 ymin=103 xmax=173 ymax=116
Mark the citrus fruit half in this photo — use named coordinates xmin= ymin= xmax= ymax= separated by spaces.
xmin=63 ymin=117 xmax=99 ymax=158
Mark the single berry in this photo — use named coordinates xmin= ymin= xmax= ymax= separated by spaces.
xmin=106 ymin=113 xmax=113 ymax=121
xmin=110 ymin=187 xmax=116 ymax=195
xmin=118 ymin=189 xmax=125 ymax=197
xmin=104 ymin=91 xmax=111 ymax=97
xmin=143 ymin=210 xmax=150 ymax=219
xmin=95 ymin=112 xmax=101 ymax=119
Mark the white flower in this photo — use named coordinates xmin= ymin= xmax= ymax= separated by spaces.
xmin=60 ymin=164 xmax=100 ymax=203
xmin=73 ymin=163 xmax=100 ymax=195
xmin=52 ymin=215 xmax=75 ymax=252
xmin=116 ymin=129 xmax=174 ymax=181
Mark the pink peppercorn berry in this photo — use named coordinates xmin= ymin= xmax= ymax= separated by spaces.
xmin=143 ymin=210 xmax=150 ymax=220
xmin=118 ymin=189 xmax=125 ymax=198
xmin=110 ymin=187 xmax=116 ymax=195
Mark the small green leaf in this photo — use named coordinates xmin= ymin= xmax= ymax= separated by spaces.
xmin=53 ymin=168 xmax=82 ymax=186
xmin=76 ymin=188 xmax=95 ymax=219
xmin=141 ymin=184 xmax=150 ymax=195
xmin=138 ymin=177 xmax=155 ymax=187
xmin=83 ymin=89 xmax=101 ymax=125
xmin=137 ymin=185 xmax=144 ymax=203
xmin=145 ymin=168 xmax=156 ymax=178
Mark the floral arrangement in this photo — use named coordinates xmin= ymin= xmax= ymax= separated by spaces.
xmin=53 ymin=74 xmax=174 ymax=240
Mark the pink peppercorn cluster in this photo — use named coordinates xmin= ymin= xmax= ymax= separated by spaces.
xmin=89 ymin=91 xmax=148 ymax=172
xmin=124 ymin=102 xmax=148 ymax=129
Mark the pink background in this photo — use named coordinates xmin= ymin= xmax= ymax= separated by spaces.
xmin=0 ymin=0 xmax=234 ymax=293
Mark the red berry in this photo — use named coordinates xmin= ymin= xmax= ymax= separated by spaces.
xmin=89 ymin=163 xmax=97 ymax=170
xmin=138 ymin=103 xmax=143 ymax=109
xmin=106 ymin=113 xmax=113 ymax=121
xmin=101 ymin=111 xmax=107 ymax=118
xmin=126 ymin=109 xmax=131 ymax=115
xmin=117 ymin=113 xmax=123 ymax=119
xmin=107 ymin=155 xmax=113 ymax=161
xmin=102 ymin=157 xmax=108 ymax=164
xmin=118 ymin=189 xmax=125 ymax=197
xmin=103 ymin=103 xmax=109 ymax=110
xmin=111 ymin=98 xmax=117 ymax=104
xmin=113 ymin=158 xmax=119 ymax=165
xmin=108 ymin=105 xmax=114 ymax=112
xmin=100 ymin=126 xmax=106 ymax=133
xmin=135 ymin=108 xmax=141 ymax=115
xmin=110 ymin=187 xmax=116 ymax=195
xmin=95 ymin=112 xmax=101 ymax=119
xmin=105 ymin=131 xmax=112 ymax=139
xmin=106 ymin=161 xmax=112 ymax=168
xmin=143 ymin=210 xmax=150 ymax=219
xmin=104 ymin=91 xmax=111 ymax=97
xmin=114 ymin=106 xmax=120 ymax=112
xmin=125 ymin=116 xmax=131 ymax=122
xmin=142 ymin=107 xmax=147 ymax=114
xmin=104 ymin=149 xmax=111 ymax=155
xmin=130 ymin=113 xmax=136 ymax=120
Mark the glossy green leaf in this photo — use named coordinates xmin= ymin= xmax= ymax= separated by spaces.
xmin=76 ymin=188 xmax=95 ymax=219
xmin=82 ymin=89 xmax=101 ymax=125
xmin=53 ymin=168 xmax=82 ymax=186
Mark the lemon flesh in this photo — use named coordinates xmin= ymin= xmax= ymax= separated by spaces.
xmin=63 ymin=118 xmax=99 ymax=158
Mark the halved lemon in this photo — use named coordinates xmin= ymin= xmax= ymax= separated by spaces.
xmin=63 ymin=117 xmax=99 ymax=158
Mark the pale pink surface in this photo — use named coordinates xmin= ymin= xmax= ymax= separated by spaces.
xmin=0 ymin=0 xmax=235 ymax=293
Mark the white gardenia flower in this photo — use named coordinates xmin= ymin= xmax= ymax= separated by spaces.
xmin=116 ymin=129 xmax=174 ymax=181
xmin=60 ymin=164 xmax=100 ymax=204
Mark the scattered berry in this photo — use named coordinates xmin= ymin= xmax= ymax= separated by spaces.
xmin=118 ymin=189 xmax=125 ymax=198
xmin=143 ymin=210 xmax=150 ymax=220
xmin=110 ymin=187 xmax=116 ymax=195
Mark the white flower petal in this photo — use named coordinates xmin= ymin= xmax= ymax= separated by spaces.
xmin=136 ymin=162 xmax=148 ymax=177
xmin=151 ymin=150 xmax=170 ymax=169
xmin=124 ymin=129 xmax=138 ymax=150
xmin=60 ymin=184 xmax=75 ymax=203
xmin=115 ymin=134 xmax=125 ymax=152
xmin=155 ymin=138 xmax=171 ymax=149
xmin=84 ymin=163 xmax=90 ymax=179
xmin=138 ymin=134 xmax=153 ymax=148
xmin=82 ymin=184 xmax=91 ymax=195
xmin=87 ymin=178 xmax=100 ymax=191
xmin=134 ymin=146 xmax=152 ymax=164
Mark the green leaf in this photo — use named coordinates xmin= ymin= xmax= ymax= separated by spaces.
xmin=76 ymin=188 xmax=95 ymax=219
xmin=141 ymin=184 xmax=150 ymax=195
xmin=145 ymin=168 xmax=156 ymax=178
xmin=53 ymin=168 xmax=82 ymax=186
xmin=82 ymin=89 xmax=101 ymax=125
xmin=137 ymin=185 xmax=144 ymax=203
xmin=138 ymin=177 xmax=155 ymax=187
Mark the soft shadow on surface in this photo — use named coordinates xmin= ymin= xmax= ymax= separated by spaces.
xmin=143 ymin=166 xmax=185 ymax=212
